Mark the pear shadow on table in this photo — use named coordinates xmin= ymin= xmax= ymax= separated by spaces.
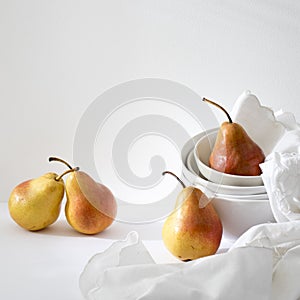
xmin=37 ymin=219 xmax=164 ymax=241
xmin=96 ymin=220 xmax=164 ymax=241
xmin=34 ymin=219 xmax=86 ymax=238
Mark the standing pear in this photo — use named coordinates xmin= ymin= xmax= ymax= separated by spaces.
xmin=65 ymin=170 xmax=117 ymax=235
xmin=162 ymin=171 xmax=222 ymax=261
xmin=8 ymin=167 xmax=78 ymax=231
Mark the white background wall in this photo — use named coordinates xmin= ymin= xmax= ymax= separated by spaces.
xmin=1 ymin=0 xmax=300 ymax=202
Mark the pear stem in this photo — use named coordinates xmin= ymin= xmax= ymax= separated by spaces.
xmin=203 ymin=98 xmax=233 ymax=123
xmin=49 ymin=157 xmax=73 ymax=169
xmin=162 ymin=171 xmax=186 ymax=189
xmin=55 ymin=167 xmax=79 ymax=181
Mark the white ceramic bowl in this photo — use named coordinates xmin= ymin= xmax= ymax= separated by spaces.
xmin=214 ymin=192 xmax=268 ymax=200
xmin=186 ymin=150 xmax=266 ymax=196
xmin=183 ymin=147 xmax=266 ymax=196
xmin=212 ymin=196 xmax=274 ymax=240
xmin=194 ymin=129 xmax=263 ymax=187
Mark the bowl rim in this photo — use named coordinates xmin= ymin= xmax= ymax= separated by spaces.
xmin=211 ymin=195 xmax=269 ymax=203
xmin=185 ymin=149 xmax=266 ymax=193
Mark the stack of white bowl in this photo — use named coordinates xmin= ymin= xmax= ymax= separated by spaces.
xmin=181 ymin=128 xmax=275 ymax=240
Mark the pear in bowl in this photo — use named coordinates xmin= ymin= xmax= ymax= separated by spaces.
xmin=202 ymin=98 xmax=265 ymax=176
xmin=194 ymin=130 xmax=263 ymax=186
xmin=194 ymin=98 xmax=265 ymax=186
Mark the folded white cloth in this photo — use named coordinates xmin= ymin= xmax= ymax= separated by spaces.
xmin=261 ymin=152 xmax=300 ymax=222
xmin=79 ymin=231 xmax=155 ymax=297
xmin=80 ymin=223 xmax=300 ymax=300
xmin=230 ymin=90 xmax=287 ymax=156
xmin=80 ymin=231 xmax=274 ymax=300
xmin=79 ymin=91 xmax=300 ymax=300
xmin=231 ymin=90 xmax=300 ymax=223
xmin=231 ymin=221 xmax=300 ymax=300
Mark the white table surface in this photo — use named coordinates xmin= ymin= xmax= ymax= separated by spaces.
xmin=0 ymin=202 xmax=234 ymax=300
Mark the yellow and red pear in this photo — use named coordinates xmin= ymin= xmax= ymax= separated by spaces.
xmin=8 ymin=166 xmax=77 ymax=231
xmin=162 ymin=171 xmax=222 ymax=261
xmin=65 ymin=170 xmax=117 ymax=235
xmin=203 ymin=98 xmax=265 ymax=176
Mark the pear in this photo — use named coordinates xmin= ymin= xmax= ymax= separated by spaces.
xmin=162 ymin=171 xmax=223 ymax=261
xmin=8 ymin=167 xmax=78 ymax=231
xmin=203 ymin=98 xmax=265 ymax=176
xmin=65 ymin=170 xmax=117 ymax=235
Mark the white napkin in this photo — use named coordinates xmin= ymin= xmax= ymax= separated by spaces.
xmin=79 ymin=231 xmax=155 ymax=298
xmin=80 ymin=91 xmax=300 ymax=300
xmin=231 ymin=221 xmax=300 ymax=300
xmin=261 ymin=152 xmax=300 ymax=222
xmin=80 ymin=224 xmax=300 ymax=300
xmin=230 ymin=90 xmax=287 ymax=155
xmin=80 ymin=231 xmax=274 ymax=300
xmin=231 ymin=90 xmax=300 ymax=223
